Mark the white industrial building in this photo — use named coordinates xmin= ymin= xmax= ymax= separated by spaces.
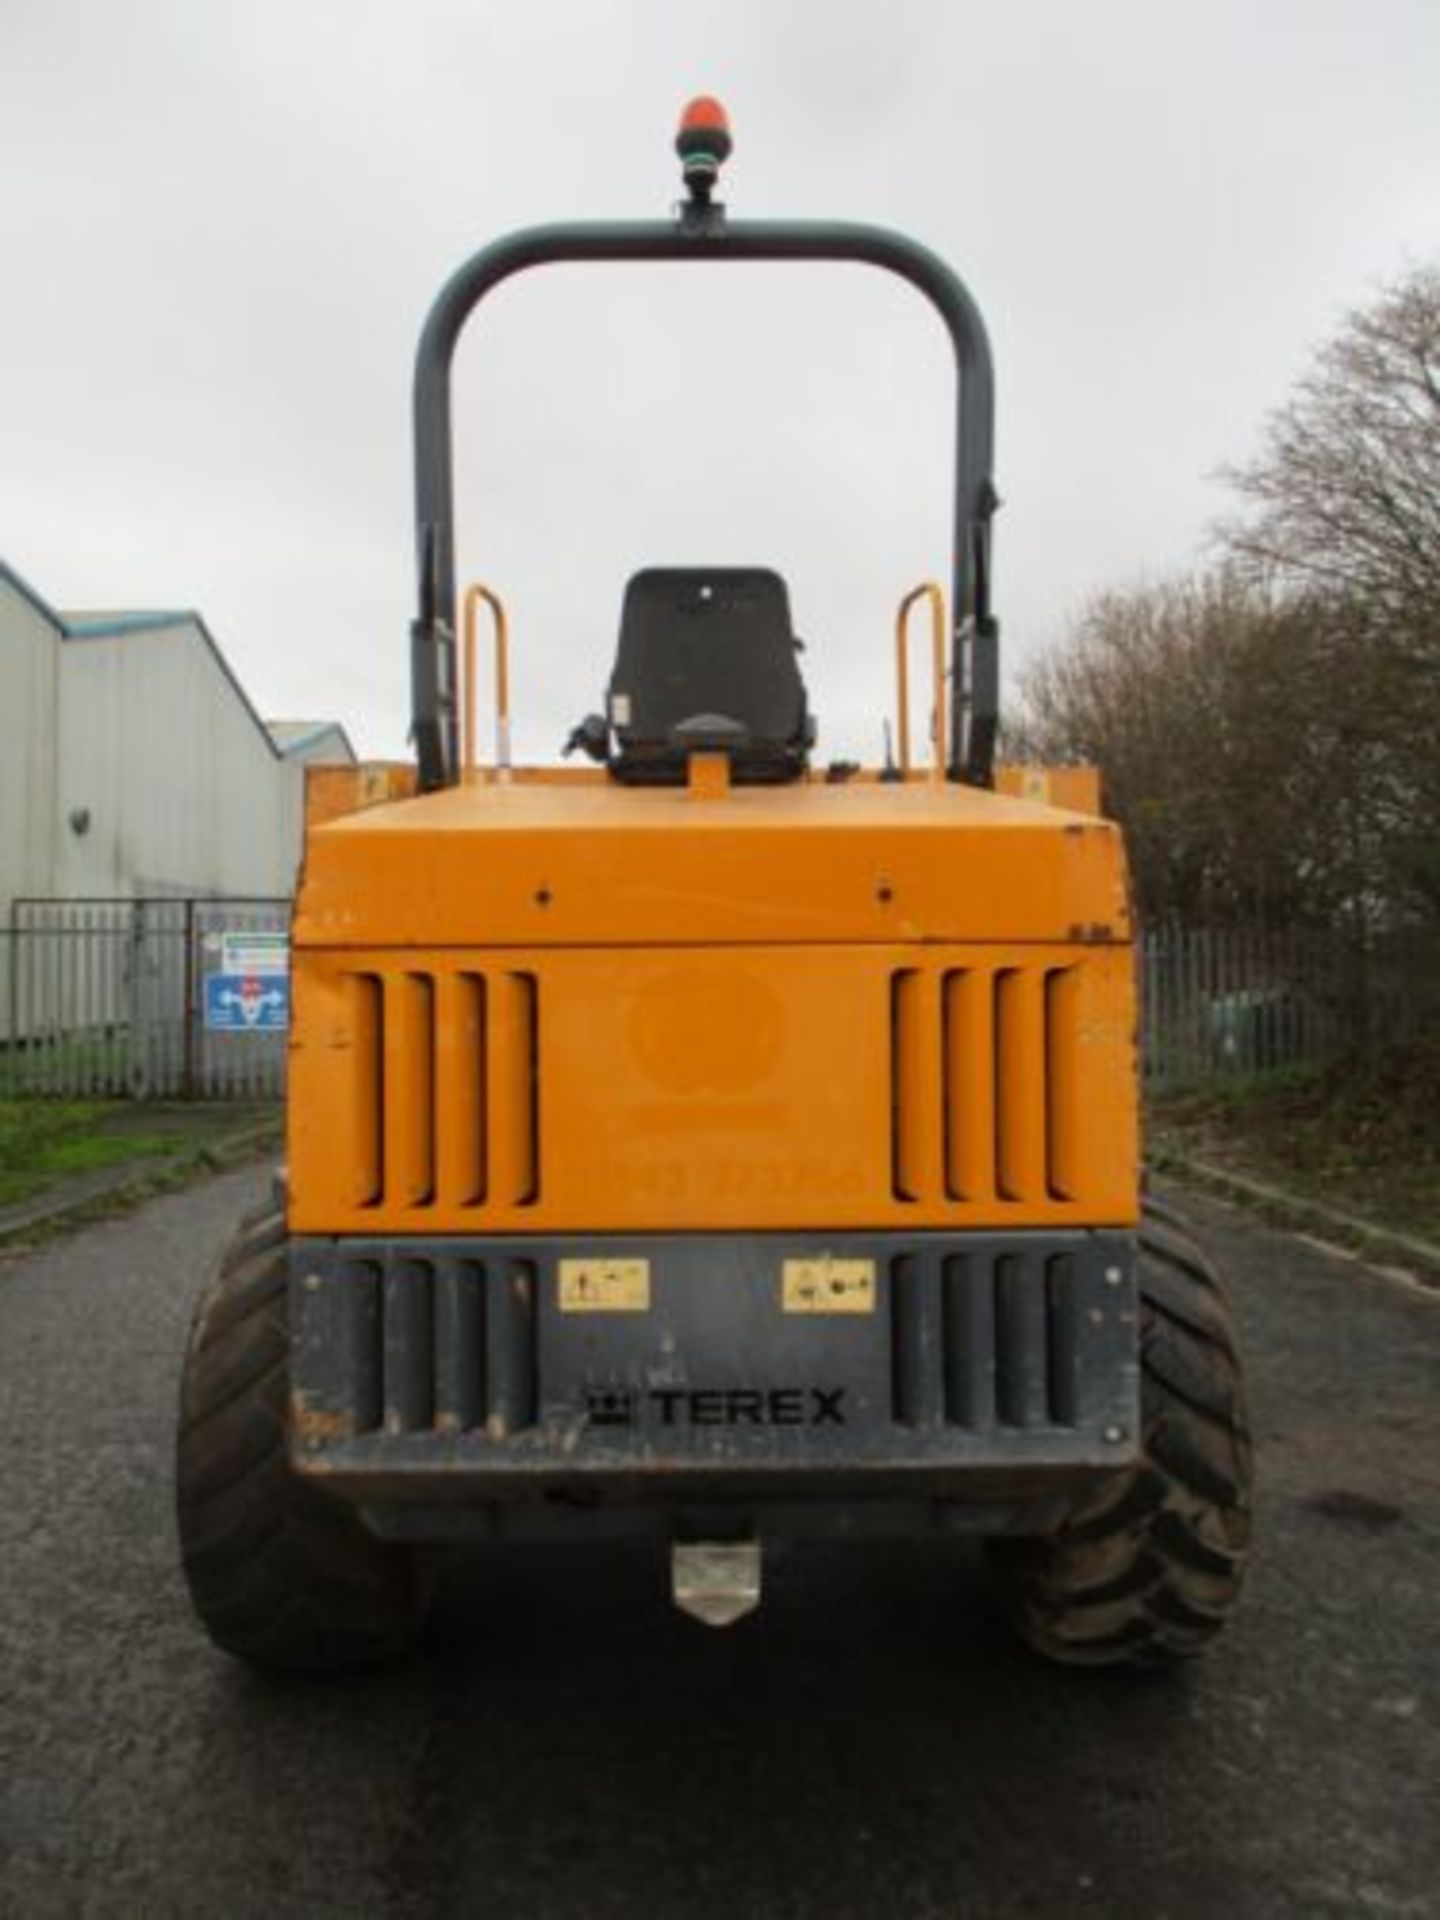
xmin=0 ymin=558 xmax=354 ymax=915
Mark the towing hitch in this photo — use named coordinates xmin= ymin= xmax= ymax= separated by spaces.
xmin=671 ymin=1540 xmax=762 ymax=1628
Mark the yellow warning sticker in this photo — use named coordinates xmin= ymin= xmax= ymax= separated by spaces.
xmin=781 ymin=1258 xmax=877 ymax=1315
xmin=558 ymin=1258 xmax=651 ymax=1313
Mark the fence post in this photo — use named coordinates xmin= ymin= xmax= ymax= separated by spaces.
xmin=5 ymin=906 xmax=16 ymax=1098
xmin=126 ymin=900 xmax=150 ymax=1101
xmin=182 ymin=898 xmax=197 ymax=1101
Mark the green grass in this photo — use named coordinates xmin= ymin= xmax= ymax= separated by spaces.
xmin=1148 ymin=1056 xmax=1440 ymax=1244
xmin=0 ymin=1101 xmax=185 ymax=1208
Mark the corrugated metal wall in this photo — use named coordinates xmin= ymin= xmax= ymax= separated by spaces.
xmin=0 ymin=575 xmax=61 ymax=914
xmin=57 ymin=622 xmax=302 ymax=900
xmin=3 ymin=569 xmax=352 ymax=917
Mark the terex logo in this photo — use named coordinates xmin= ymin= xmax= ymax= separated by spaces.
xmin=585 ymin=1386 xmax=846 ymax=1429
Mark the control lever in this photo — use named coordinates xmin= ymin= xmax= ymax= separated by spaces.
xmin=563 ymin=714 xmax=610 ymax=763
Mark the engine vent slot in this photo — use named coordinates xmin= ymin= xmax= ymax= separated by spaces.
xmin=336 ymin=1257 xmax=538 ymax=1437
xmin=891 ymin=970 xmax=939 ymax=1202
xmin=893 ymin=962 xmax=1083 ymax=1208
xmin=347 ymin=967 xmax=539 ymax=1214
xmin=350 ymin=973 xmax=385 ymax=1208
xmin=890 ymin=1250 xmax=1083 ymax=1431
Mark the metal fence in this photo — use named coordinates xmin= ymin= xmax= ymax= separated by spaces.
xmin=1 ymin=898 xmax=290 ymax=1100
xmin=1141 ymin=923 xmax=1431 ymax=1089
xmin=1 ymin=902 xmax=1429 ymax=1101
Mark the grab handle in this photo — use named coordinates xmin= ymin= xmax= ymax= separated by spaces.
xmin=895 ymin=583 xmax=947 ymax=780
xmin=461 ymin=583 xmax=512 ymax=782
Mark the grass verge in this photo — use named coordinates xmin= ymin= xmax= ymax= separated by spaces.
xmin=1147 ymin=1058 xmax=1439 ymax=1247
xmin=0 ymin=1101 xmax=186 ymax=1208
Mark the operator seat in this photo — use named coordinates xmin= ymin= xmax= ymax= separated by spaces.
xmin=572 ymin=568 xmax=814 ymax=784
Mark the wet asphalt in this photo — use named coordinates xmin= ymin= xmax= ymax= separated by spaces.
xmin=0 ymin=1167 xmax=1436 ymax=1919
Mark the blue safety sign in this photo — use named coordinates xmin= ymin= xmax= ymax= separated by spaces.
xmin=204 ymin=972 xmax=290 ymax=1033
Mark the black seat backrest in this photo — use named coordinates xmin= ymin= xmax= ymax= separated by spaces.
xmin=607 ymin=568 xmax=811 ymax=784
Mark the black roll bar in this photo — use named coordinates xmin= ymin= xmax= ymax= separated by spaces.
xmin=411 ymin=216 xmax=998 ymax=790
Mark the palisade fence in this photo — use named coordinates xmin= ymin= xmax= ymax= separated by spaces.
xmin=1140 ymin=923 xmax=1432 ymax=1089
xmin=1 ymin=898 xmax=290 ymax=1100
xmin=0 ymin=900 xmax=1430 ymax=1102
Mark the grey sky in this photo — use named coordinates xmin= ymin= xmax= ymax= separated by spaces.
xmin=3 ymin=0 xmax=1436 ymax=764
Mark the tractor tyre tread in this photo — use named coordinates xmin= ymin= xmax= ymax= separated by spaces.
xmin=176 ymin=1205 xmax=426 ymax=1672
xmin=987 ymin=1200 xmax=1252 ymax=1669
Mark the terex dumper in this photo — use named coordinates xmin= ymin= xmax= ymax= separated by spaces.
xmin=177 ymin=101 xmax=1252 ymax=1669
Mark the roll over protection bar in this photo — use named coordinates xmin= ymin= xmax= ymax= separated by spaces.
xmin=411 ymin=214 xmax=998 ymax=791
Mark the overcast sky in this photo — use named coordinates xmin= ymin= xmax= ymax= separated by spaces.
xmin=3 ymin=0 xmax=1436 ymax=764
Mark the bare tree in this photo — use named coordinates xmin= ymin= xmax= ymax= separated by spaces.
xmin=1020 ymin=264 xmax=1440 ymax=940
xmin=1019 ymin=574 xmax=1350 ymax=927
xmin=1221 ymin=264 xmax=1440 ymax=625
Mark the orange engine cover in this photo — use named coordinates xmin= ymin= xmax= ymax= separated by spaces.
xmin=286 ymin=777 xmax=1138 ymax=1235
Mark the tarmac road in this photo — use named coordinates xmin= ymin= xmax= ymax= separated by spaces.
xmin=1 ymin=1169 xmax=1435 ymax=1920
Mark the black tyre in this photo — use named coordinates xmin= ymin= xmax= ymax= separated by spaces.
xmin=176 ymin=1203 xmax=427 ymax=1672
xmin=988 ymin=1200 xmax=1253 ymax=1668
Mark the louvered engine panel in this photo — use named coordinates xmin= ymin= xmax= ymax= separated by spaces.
xmin=288 ymin=945 xmax=1135 ymax=1232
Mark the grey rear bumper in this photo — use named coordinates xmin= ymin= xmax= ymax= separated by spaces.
xmin=288 ymin=1230 xmax=1140 ymax=1535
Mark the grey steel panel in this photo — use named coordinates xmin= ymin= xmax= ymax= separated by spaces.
xmin=288 ymin=1230 xmax=1138 ymax=1488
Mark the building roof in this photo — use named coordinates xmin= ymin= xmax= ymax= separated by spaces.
xmin=0 ymin=557 xmax=65 ymax=631
xmin=60 ymin=604 xmax=286 ymax=761
xmin=266 ymin=719 xmax=358 ymax=761
xmin=2 ymin=556 xmax=353 ymax=771
xmin=61 ymin=610 xmax=195 ymax=637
